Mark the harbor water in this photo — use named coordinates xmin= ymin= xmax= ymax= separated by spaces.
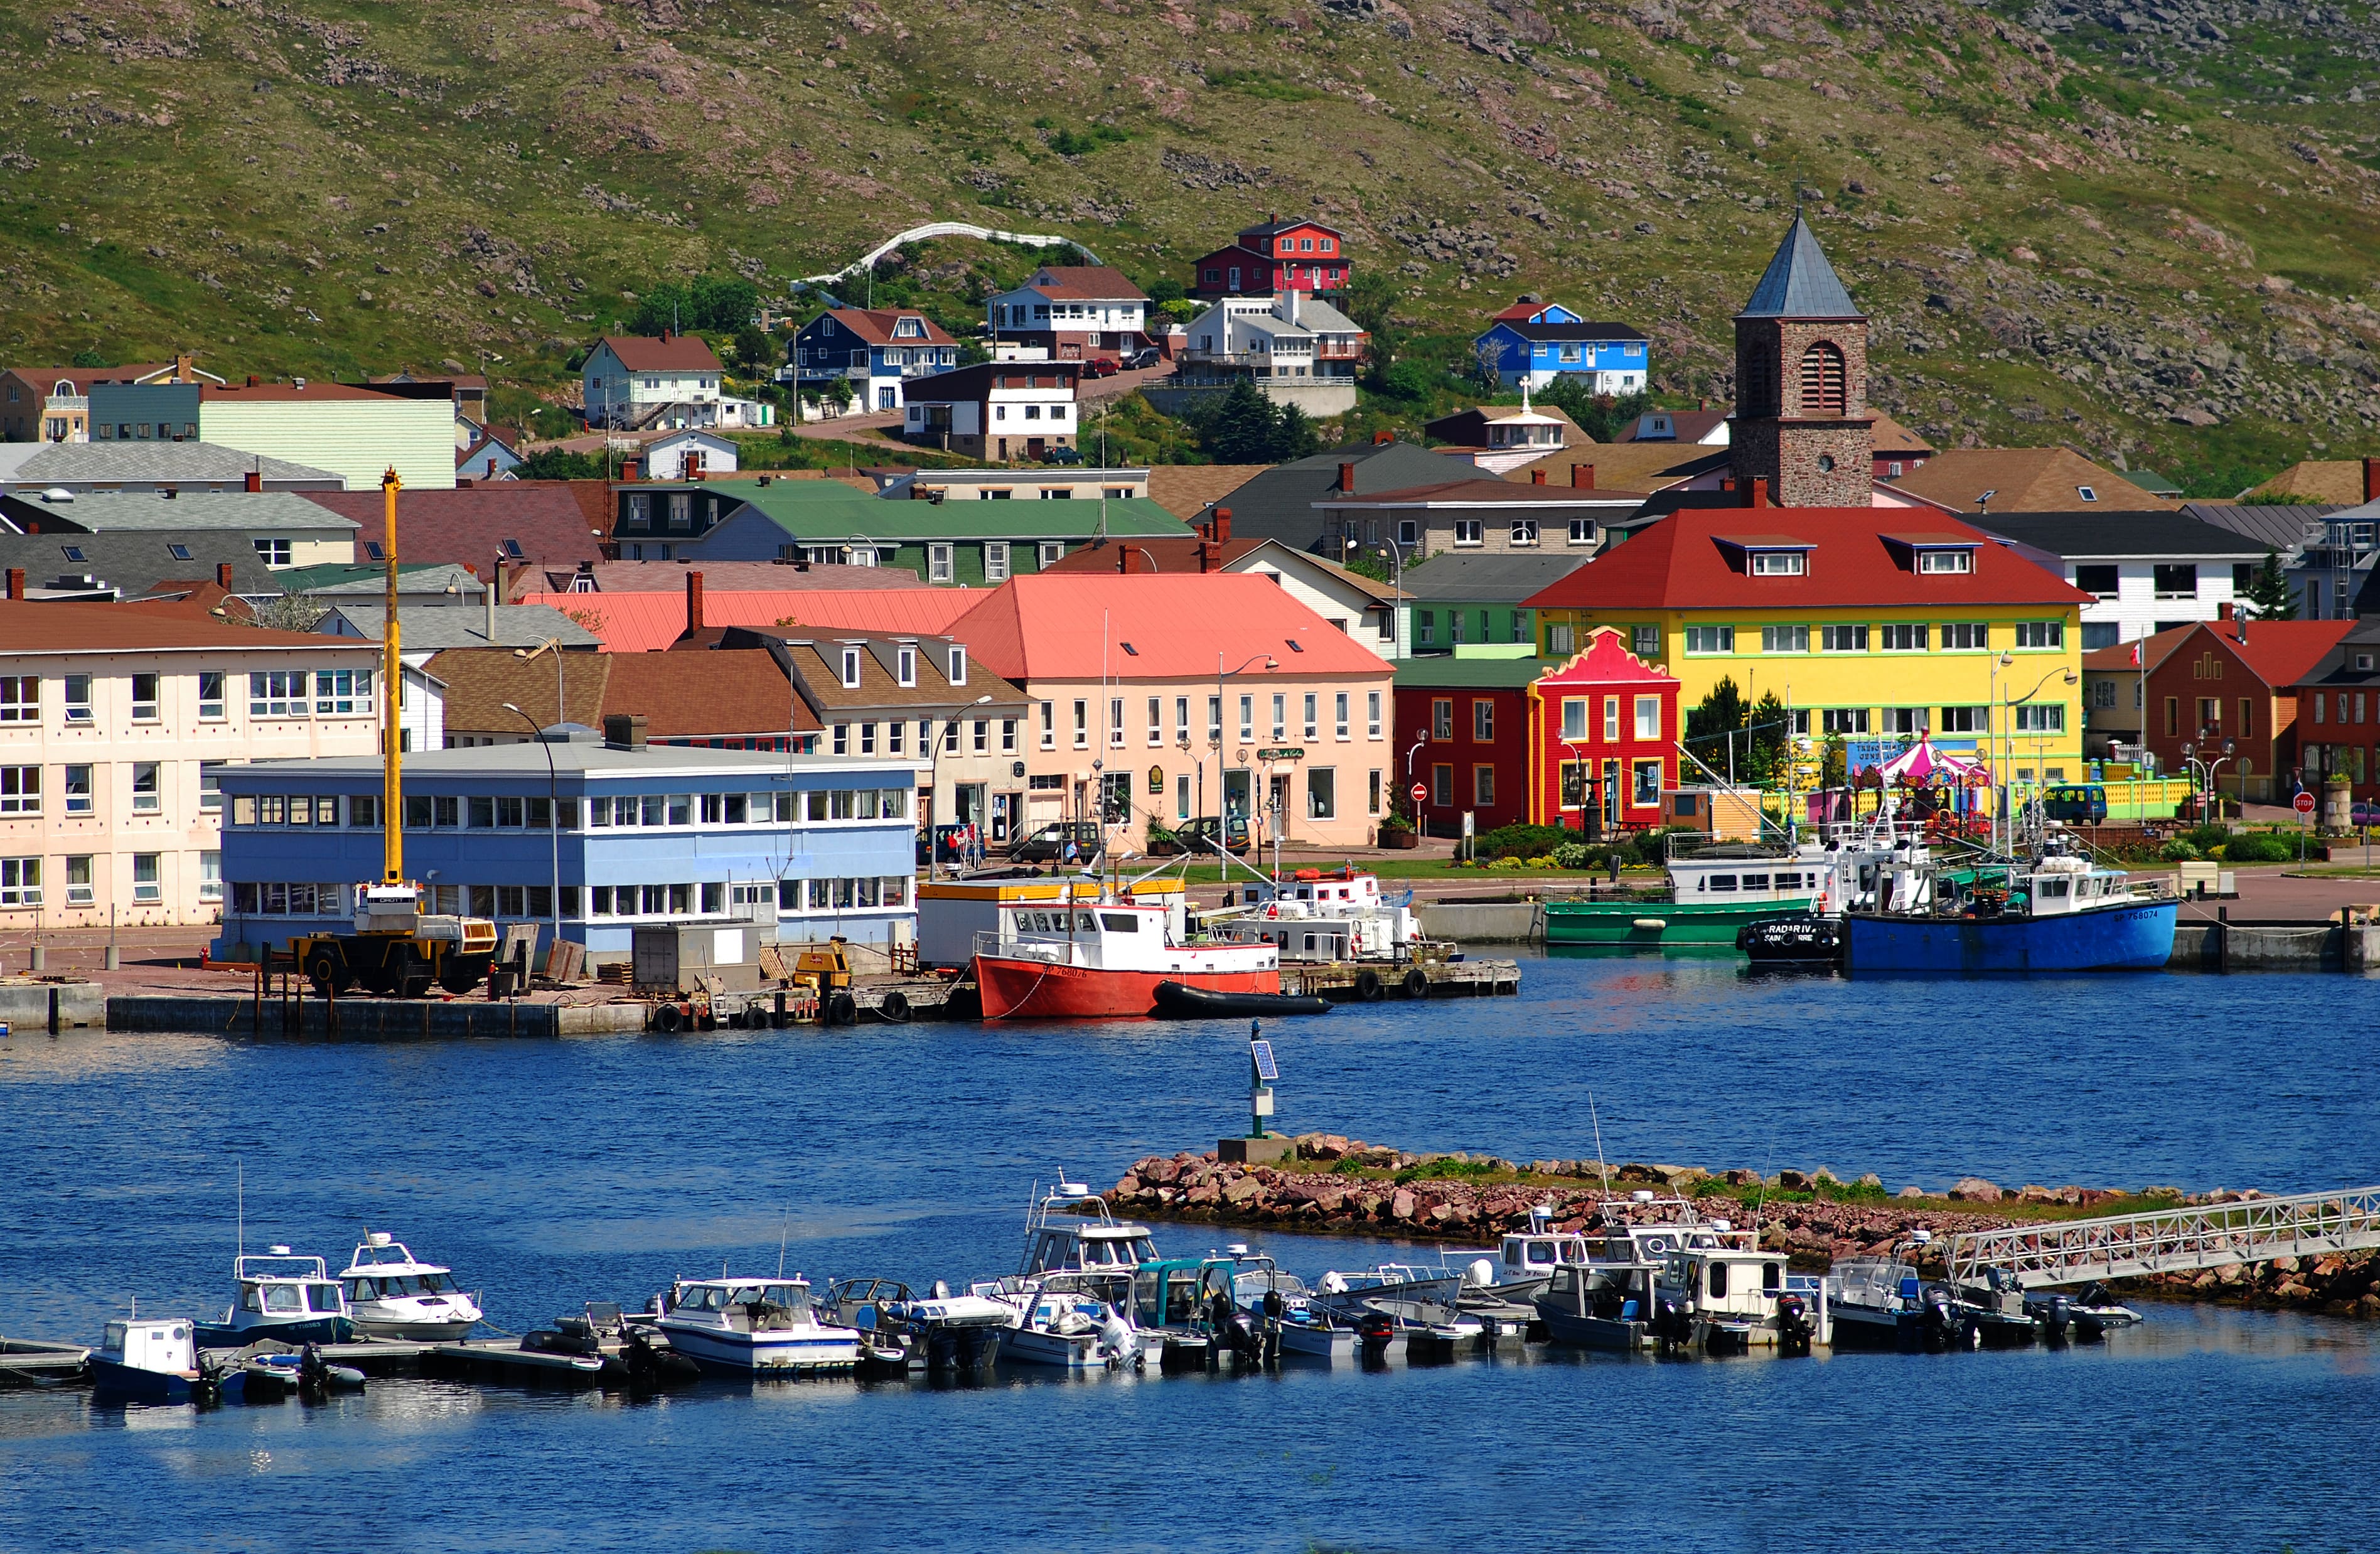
xmin=4 ymin=953 xmax=2377 ymax=1552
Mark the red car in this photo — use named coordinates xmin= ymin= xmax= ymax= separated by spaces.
xmin=1079 ymin=357 xmax=1119 ymax=378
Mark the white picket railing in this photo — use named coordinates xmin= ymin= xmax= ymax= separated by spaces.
xmin=1945 ymin=1184 xmax=2380 ymax=1288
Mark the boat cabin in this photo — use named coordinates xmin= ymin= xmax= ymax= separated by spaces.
xmin=1131 ymin=1257 xmax=1236 ymax=1333
xmin=1658 ymin=1243 xmax=1791 ymax=1326
xmin=340 ymin=1235 xmax=464 ymax=1302
xmin=665 ymin=1278 xmax=817 ymax=1324
xmin=1018 ymin=1179 xmax=1161 ymax=1277
xmin=1667 ymin=854 xmax=1826 ymax=906
xmin=234 ymin=1251 xmax=348 ymax=1322
xmin=100 ymin=1317 xmax=196 ymax=1377
xmin=1213 ymin=866 xmax=1420 ymax=961
xmin=916 ymin=877 xmax=1189 ymax=969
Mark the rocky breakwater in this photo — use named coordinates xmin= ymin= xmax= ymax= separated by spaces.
xmin=1108 ymin=1140 xmax=2380 ymax=1319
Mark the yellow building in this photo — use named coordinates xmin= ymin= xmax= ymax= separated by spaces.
xmin=1521 ymin=506 xmax=2089 ymax=782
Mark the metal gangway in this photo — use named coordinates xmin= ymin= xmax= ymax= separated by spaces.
xmin=1946 ymin=1184 xmax=2380 ymax=1288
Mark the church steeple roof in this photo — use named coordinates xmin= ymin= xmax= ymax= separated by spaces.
xmin=1735 ymin=213 xmax=1863 ymax=321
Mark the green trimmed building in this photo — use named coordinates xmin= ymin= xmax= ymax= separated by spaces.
xmin=611 ymin=478 xmax=1192 ymax=585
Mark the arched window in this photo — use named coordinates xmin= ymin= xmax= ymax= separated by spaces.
xmin=1798 ymin=341 xmax=1846 ymax=415
xmin=1741 ymin=342 xmax=1776 ymax=416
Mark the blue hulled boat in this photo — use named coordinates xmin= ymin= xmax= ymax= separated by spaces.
xmin=1842 ymin=852 xmax=2178 ymax=974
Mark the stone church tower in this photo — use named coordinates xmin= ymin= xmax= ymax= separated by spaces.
xmin=1729 ymin=214 xmax=1875 ymax=507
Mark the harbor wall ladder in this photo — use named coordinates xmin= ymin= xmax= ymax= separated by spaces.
xmin=1946 ymin=1185 xmax=2380 ymax=1288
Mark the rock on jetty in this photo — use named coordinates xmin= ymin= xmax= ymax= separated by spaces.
xmin=1108 ymin=1136 xmax=2379 ymax=1318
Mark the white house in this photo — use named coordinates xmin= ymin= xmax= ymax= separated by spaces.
xmin=645 ymin=429 xmax=741 ymax=483
xmin=1177 ymin=292 xmax=1365 ymax=415
xmin=985 ymin=265 xmax=1152 ymax=361
xmin=900 ymin=363 xmax=1080 ymax=463
xmin=581 ymin=334 xmax=728 ymax=431
xmin=1967 ymin=510 xmax=2265 ymax=649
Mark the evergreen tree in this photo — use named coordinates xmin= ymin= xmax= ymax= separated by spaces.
xmin=689 ymin=274 xmax=760 ymax=333
xmin=2244 ymin=547 xmax=2298 ymax=619
xmin=1201 ymin=378 xmax=1282 ymax=464
xmin=1745 ymin=690 xmax=1790 ymax=786
xmin=627 ymin=281 xmax=694 ymax=336
xmin=1273 ymin=402 xmax=1318 ymax=461
xmin=1685 ymin=676 xmax=1749 ymax=780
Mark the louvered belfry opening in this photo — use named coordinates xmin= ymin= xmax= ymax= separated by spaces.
xmin=1798 ymin=341 xmax=1846 ymax=415
xmin=1742 ymin=340 xmax=1777 ymax=416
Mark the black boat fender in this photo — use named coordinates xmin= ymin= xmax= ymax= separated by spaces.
xmin=825 ymin=990 xmax=858 ymax=1027
xmin=1402 ymin=968 xmax=1429 ymax=999
xmin=878 ymin=989 xmax=910 ymax=1022
xmin=1354 ymin=968 xmax=1383 ymax=1002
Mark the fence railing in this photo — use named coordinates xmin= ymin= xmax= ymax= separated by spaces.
xmin=1945 ymin=1184 xmax=2380 ymax=1288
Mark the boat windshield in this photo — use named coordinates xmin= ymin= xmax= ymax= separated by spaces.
xmin=306 ymin=1283 xmax=344 ymax=1314
xmin=102 ymin=1321 xmax=126 ymax=1354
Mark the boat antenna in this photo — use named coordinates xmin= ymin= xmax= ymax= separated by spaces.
xmin=1750 ymin=1132 xmax=1777 ymax=1233
xmin=776 ymin=1201 xmax=792 ymax=1279
xmin=1586 ymin=1091 xmax=1611 ymax=1200
xmin=235 ymin=1157 xmax=244 ymax=1261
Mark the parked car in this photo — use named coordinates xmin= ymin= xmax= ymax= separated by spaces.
xmin=1011 ymin=821 xmax=1103 ymax=864
xmin=1039 ymin=444 xmax=1085 ymax=466
xmin=1165 ymin=815 xmax=1252 ymax=856
xmin=2352 ymin=800 xmax=2380 ymax=828
xmin=1080 ymin=356 xmax=1119 ymax=378
xmin=1125 ymin=347 xmax=1163 ymax=370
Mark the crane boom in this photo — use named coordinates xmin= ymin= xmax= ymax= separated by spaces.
xmin=382 ymin=468 xmax=402 ymax=885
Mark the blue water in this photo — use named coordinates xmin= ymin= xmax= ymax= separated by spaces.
xmin=4 ymin=955 xmax=2376 ymax=1553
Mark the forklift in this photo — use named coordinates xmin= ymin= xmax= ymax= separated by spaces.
xmin=289 ymin=469 xmax=499 ymax=999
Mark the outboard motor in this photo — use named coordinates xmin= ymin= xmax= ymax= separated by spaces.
xmin=299 ymin=1342 xmax=331 ymax=1401
xmin=1776 ymin=1292 xmax=1814 ymax=1356
xmin=1356 ymin=1309 xmax=1396 ymax=1358
xmin=1649 ymin=1295 xmax=1693 ymax=1353
xmin=2025 ymin=1291 xmax=2072 ymax=1344
xmin=1920 ymin=1285 xmax=1977 ymax=1352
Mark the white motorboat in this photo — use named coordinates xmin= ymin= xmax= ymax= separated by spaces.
xmin=970 ymin=1276 xmax=1141 ymax=1370
xmin=650 ymin=1277 xmax=862 ymax=1374
xmin=91 ymin=1316 xmax=247 ymax=1405
xmin=1209 ymin=865 xmax=1425 ymax=963
xmin=193 ymin=1248 xmax=353 ymax=1349
xmin=1017 ymin=1178 xmax=1161 ymax=1279
xmin=338 ymin=1232 xmax=485 ymax=1341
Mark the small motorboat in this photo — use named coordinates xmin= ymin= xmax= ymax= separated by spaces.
xmin=339 ymin=1232 xmax=484 ymax=1341
xmin=1149 ymin=981 xmax=1331 ymax=1019
xmin=2066 ymin=1280 xmax=2144 ymax=1340
xmin=827 ymin=1278 xmax=1010 ymax=1377
xmin=91 ymin=1317 xmax=246 ymax=1407
xmin=193 ymin=1248 xmax=353 ymax=1349
xmin=242 ymin=1344 xmax=367 ymax=1401
xmin=526 ymin=1302 xmax=702 ymax=1388
xmin=649 ymin=1276 xmax=862 ymax=1375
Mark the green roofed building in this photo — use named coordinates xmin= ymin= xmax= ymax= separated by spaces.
xmin=611 ymin=478 xmax=1193 ymax=585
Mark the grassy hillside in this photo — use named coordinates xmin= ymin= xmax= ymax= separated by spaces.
xmin=1 ymin=0 xmax=2374 ymax=492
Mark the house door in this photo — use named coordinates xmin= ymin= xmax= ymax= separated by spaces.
xmin=877 ymin=386 xmax=897 ymax=410
xmin=1223 ymin=768 xmax=1252 ymax=826
xmin=954 ymin=783 xmax=986 ymax=825
xmin=1267 ymin=773 xmax=1292 ymax=835
xmin=991 ymin=791 xmax=1016 ymax=844
xmin=1026 ymin=437 xmax=1046 ymax=460
xmin=1602 ymin=759 xmax=1622 ymax=828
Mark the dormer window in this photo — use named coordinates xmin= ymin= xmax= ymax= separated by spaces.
xmin=1750 ymin=551 xmax=1805 ymax=576
xmin=840 ymin=648 xmax=862 ymax=689
xmin=1917 ymin=549 xmax=1973 ymax=574
xmin=896 ymin=646 xmax=916 ymax=687
xmin=896 ymin=316 xmax=925 ymax=338
xmin=948 ymin=646 xmax=967 ymax=686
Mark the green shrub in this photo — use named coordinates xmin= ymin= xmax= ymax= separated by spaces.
xmin=2159 ymin=839 xmax=2199 ymax=862
xmin=2184 ymin=823 xmax=2231 ymax=854
xmin=1553 ymin=840 xmax=1599 ymax=870
xmin=2220 ymin=832 xmax=2294 ymax=864
xmin=1475 ymin=822 xmax=1575 ymax=860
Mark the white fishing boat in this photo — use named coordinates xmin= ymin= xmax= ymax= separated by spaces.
xmin=650 ymin=1277 xmax=862 ymax=1374
xmin=1209 ymin=865 xmax=1425 ymax=963
xmin=193 ymin=1249 xmax=353 ymax=1349
xmin=969 ymin=1276 xmax=1142 ymax=1369
xmin=338 ymin=1233 xmax=484 ymax=1341
xmin=91 ymin=1316 xmax=247 ymax=1406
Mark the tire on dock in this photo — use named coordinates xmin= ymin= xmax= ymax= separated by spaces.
xmin=825 ymin=990 xmax=858 ymax=1027
xmin=1354 ymin=969 xmax=1383 ymax=1002
xmin=1402 ymin=968 xmax=1430 ymax=1000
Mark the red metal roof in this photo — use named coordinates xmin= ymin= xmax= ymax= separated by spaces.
xmin=1521 ymin=508 xmax=2091 ymax=611
xmin=301 ymin=484 xmax=607 ymax=571
xmin=0 ymin=599 xmax=366 ymax=653
xmin=948 ymin=574 xmax=1391 ymax=682
xmin=522 ymin=587 xmax=984 ymax=653
xmin=598 ymin=334 xmax=723 ymax=372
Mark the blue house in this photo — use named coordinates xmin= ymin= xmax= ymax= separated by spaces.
xmin=1472 ymin=302 xmax=1649 ymax=392
xmin=210 ymin=726 xmax=918 ymax=964
xmin=786 ymin=306 xmax=963 ymax=412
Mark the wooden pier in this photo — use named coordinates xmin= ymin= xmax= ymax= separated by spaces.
xmin=1280 ymin=957 xmax=1523 ymax=1002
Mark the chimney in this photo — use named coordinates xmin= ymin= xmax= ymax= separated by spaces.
xmin=621 ymin=458 xmax=640 ymax=483
xmin=603 ymin=712 xmax=648 ymax=751
xmin=245 ymin=375 xmax=259 ymax=388
xmin=2366 ymin=456 xmax=2379 ymax=504
xmin=1371 ymin=430 xmax=1393 ymax=446
xmin=174 ymin=353 xmax=194 ymax=382
xmin=486 ymin=559 xmax=500 ymax=643
xmin=685 ymin=569 xmax=705 ymax=635
xmin=1698 ymin=398 xmax=1708 ymax=412
xmin=1339 ymin=461 xmax=1355 ymax=493
xmin=485 ymin=456 xmax=498 ymax=479
xmin=1214 ymin=506 xmax=1232 ymax=544
xmin=2218 ymin=601 xmax=2234 ymax=621
xmin=244 ymin=468 xmax=262 ymax=493
xmin=660 ymin=328 xmax=672 ymax=344
xmin=5 ymin=569 xmax=21 ymax=601
xmin=1197 ymin=539 xmax=1213 ymax=574
xmin=1116 ymin=545 xmax=1130 ymax=574
xmin=1749 ymin=478 xmax=1770 ymax=509
xmin=1531 ymin=468 xmax=1546 ymax=485
xmin=1573 ymin=463 xmax=1595 ymax=490
xmin=217 ymin=562 xmax=233 ymax=589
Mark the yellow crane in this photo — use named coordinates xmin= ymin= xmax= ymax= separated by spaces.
xmin=289 ymin=469 xmax=498 ymax=997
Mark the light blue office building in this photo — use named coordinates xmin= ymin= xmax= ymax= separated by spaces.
xmin=210 ymin=726 xmax=916 ymax=962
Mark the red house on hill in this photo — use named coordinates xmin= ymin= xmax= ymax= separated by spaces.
xmin=1189 ymin=216 xmax=1350 ymax=300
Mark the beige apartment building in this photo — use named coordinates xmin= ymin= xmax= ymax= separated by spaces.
xmin=0 ymin=603 xmax=383 ymax=929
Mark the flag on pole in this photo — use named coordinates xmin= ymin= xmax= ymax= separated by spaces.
xmin=2129 ymin=641 xmax=2141 ymax=667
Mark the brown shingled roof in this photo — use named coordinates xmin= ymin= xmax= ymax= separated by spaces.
xmin=1887 ymin=447 xmax=2177 ymax=513
xmin=599 ymin=333 xmax=724 ymax=372
xmin=1020 ymin=265 xmax=1150 ymax=302
xmin=1147 ymin=464 xmax=1268 ymax=521
xmin=0 ymin=599 xmax=365 ymax=653
xmin=427 ymin=645 xmax=821 ymax=739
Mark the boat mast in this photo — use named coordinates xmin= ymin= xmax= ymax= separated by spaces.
xmin=381 ymin=467 xmax=404 ymax=889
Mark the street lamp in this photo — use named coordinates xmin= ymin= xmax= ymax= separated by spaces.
xmin=513 ymin=636 xmax=568 ymax=728
xmin=501 ymin=702 xmax=562 ymax=968
xmin=1214 ymin=651 xmax=1277 ymax=850
xmin=2003 ymin=665 xmax=2079 ymax=847
xmin=926 ymin=692 xmax=995 ymax=880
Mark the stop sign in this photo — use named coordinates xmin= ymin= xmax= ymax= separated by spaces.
xmin=1409 ymin=783 xmax=1428 ymax=806
xmin=2295 ymin=790 xmax=2317 ymax=815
